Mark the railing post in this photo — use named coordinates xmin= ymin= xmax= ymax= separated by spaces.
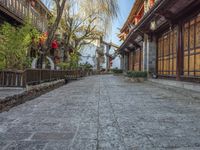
xmin=23 ymin=70 xmax=27 ymax=87
xmin=2 ymin=71 xmax=5 ymax=87
xmin=39 ymin=69 xmax=42 ymax=83
xmin=50 ymin=70 xmax=52 ymax=81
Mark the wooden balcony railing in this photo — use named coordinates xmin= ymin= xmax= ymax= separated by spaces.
xmin=0 ymin=69 xmax=96 ymax=87
xmin=0 ymin=0 xmax=48 ymax=31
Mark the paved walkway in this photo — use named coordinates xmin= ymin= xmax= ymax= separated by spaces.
xmin=0 ymin=75 xmax=200 ymax=150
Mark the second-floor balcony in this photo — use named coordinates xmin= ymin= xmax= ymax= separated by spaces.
xmin=0 ymin=0 xmax=50 ymax=32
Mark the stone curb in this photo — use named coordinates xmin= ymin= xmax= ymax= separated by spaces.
xmin=0 ymin=80 xmax=66 ymax=112
xmin=147 ymin=79 xmax=200 ymax=100
xmin=124 ymin=77 xmax=147 ymax=83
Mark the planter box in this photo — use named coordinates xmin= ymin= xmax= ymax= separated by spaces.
xmin=124 ymin=77 xmax=147 ymax=83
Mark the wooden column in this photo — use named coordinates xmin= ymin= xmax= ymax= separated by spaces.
xmin=139 ymin=48 xmax=142 ymax=71
xmin=176 ymin=22 xmax=183 ymax=80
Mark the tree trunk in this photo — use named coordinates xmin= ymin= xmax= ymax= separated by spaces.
xmin=45 ymin=0 xmax=67 ymax=52
xmin=39 ymin=0 xmax=67 ymax=68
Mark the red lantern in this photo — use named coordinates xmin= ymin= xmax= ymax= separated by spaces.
xmin=150 ymin=0 xmax=154 ymax=8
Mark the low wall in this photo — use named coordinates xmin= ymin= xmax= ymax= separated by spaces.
xmin=0 ymin=80 xmax=65 ymax=112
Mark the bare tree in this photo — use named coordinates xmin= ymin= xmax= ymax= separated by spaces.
xmin=61 ymin=0 xmax=119 ymax=61
xmin=41 ymin=0 xmax=53 ymax=9
xmin=38 ymin=0 xmax=66 ymax=68
xmin=39 ymin=0 xmax=119 ymax=69
xmin=61 ymin=3 xmax=102 ymax=61
xmin=44 ymin=0 xmax=67 ymax=51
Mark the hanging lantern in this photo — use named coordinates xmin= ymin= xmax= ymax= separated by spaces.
xmin=39 ymin=32 xmax=48 ymax=45
xmin=150 ymin=20 xmax=156 ymax=31
xmin=150 ymin=0 xmax=154 ymax=8
xmin=124 ymin=48 xmax=130 ymax=52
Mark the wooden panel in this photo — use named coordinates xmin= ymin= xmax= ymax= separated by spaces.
xmin=129 ymin=52 xmax=134 ymax=71
xmin=183 ymin=15 xmax=200 ymax=77
xmin=189 ymin=55 xmax=195 ymax=76
xmin=158 ymin=37 xmax=163 ymax=75
xmin=196 ymin=53 xmax=200 ymax=76
xmin=183 ymin=22 xmax=189 ymax=76
xmin=196 ymin=21 xmax=200 ymax=50
xmin=173 ymin=29 xmax=177 ymax=75
xmin=133 ymin=49 xmax=141 ymax=71
xmin=184 ymin=23 xmax=189 ymax=50
xmin=157 ymin=28 xmax=177 ymax=76
xmin=184 ymin=51 xmax=189 ymax=76
xmin=190 ymin=21 xmax=195 ymax=49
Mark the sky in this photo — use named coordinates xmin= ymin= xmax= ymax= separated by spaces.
xmin=109 ymin=0 xmax=135 ymax=46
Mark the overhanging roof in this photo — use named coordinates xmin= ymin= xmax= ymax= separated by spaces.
xmin=120 ymin=0 xmax=144 ymax=33
xmin=118 ymin=0 xmax=200 ymax=54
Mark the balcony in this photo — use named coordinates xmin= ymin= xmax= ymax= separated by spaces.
xmin=0 ymin=0 xmax=49 ymax=32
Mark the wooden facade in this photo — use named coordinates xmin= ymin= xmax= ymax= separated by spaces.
xmin=118 ymin=0 xmax=200 ymax=82
xmin=157 ymin=5 xmax=200 ymax=81
xmin=133 ymin=49 xmax=142 ymax=71
xmin=183 ymin=15 xmax=200 ymax=77
xmin=0 ymin=0 xmax=51 ymax=31
xmin=123 ymin=48 xmax=143 ymax=72
xmin=118 ymin=0 xmax=149 ymax=72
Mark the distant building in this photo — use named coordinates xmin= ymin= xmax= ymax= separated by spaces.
xmin=118 ymin=0 xmax=200 ymax=82
xmin=0 ymin=0 xmax=51 ymax=32
xmin=79 ymin=43 xmax=98 ymax=69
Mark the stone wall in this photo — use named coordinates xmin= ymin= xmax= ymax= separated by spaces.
xmin=142 ymin=35 xmax=157 ymax=74
xmin=148 ymin=36 xmax=157 ymax=74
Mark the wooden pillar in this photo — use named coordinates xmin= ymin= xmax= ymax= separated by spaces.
xmin=177 ymin=23 xmax=183 ymax=81
xmin=139 ymin=48 xmax=142 ymax=71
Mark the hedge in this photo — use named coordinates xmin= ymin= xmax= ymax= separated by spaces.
xmin=126 ymin=71 xmax=148 ymax=78
xmin=112 ymin=69 xmax=123 ymax=74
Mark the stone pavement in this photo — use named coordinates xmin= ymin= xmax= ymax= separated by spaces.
xmin=0 ymin=75 xmax=200 ymax=150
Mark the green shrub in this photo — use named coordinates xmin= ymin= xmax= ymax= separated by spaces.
xmin=112 ymin=68 xmax=123 ymax=74
xmin=126 ymin=71 xmax=148 ymax=78
xmin=0 ymin=22 xmax=39 ymax=70
xmin=80 ymin=63 xmax=93 ymax=70
xmin=57 ymin=62 xmax=70 ymax=70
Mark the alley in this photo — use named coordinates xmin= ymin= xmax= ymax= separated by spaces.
xmin=0 ymin=75 xmax=200 ymax=150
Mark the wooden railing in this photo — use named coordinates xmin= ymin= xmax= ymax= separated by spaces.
xmin=0 ymin=69 xmax=95 ymax=87
xmin=0 ymin=70 xmax=25 ymax=87
xmin=0 ymin=0 xmax=48 ymax=31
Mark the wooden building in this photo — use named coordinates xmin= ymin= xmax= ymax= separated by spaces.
xmin=118 ymin=0 xmax=200 ymax=82
xmin=0 ymin=0 xmax=51 ymax=32
xmin=118 ymin=0 xmax=149 ymax=72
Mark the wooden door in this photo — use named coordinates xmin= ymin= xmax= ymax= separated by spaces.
xmin=157 ymin=28 xmax=178 ymax=76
